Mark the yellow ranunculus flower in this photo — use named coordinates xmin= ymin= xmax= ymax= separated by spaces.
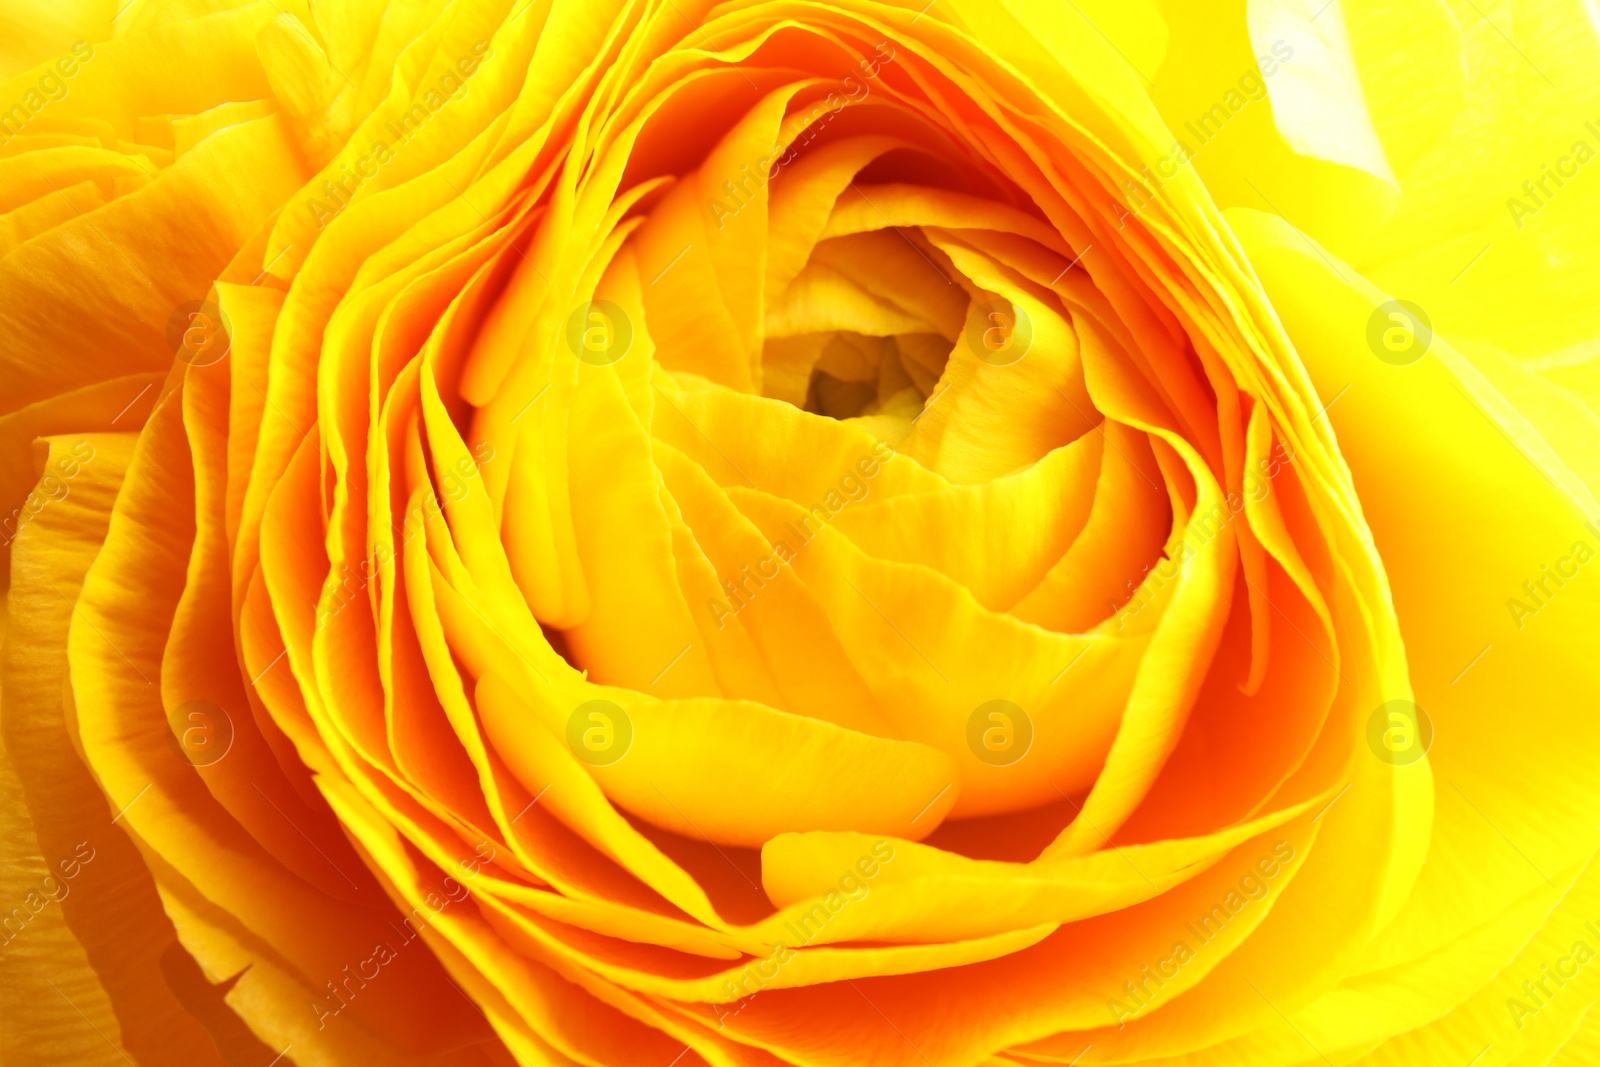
xmin=3 ymin=1 xmax=1598 ymax=1064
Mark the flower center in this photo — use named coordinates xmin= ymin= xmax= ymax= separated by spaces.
xmin=758 ymin=224 xmax=961 ymax=422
